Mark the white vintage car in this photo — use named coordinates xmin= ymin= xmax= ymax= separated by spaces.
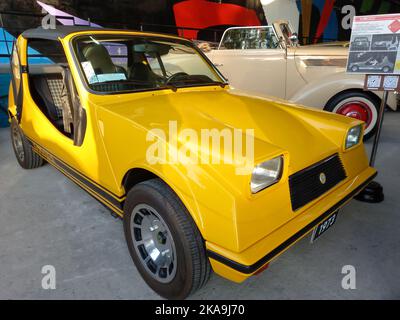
xmin=205 ymin=21 xmax=397 ymax=140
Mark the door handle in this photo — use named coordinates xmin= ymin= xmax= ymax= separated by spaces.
xmin=214 ymin=63 xmax=224 ymax=67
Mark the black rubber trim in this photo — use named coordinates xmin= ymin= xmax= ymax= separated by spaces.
xmin=207 ymin=171 xmax=377 ymax=274
xmin=52 ymin=157 xmax=124 ymax=210
xmin=25 ymin=137 xmax=125 ymax=209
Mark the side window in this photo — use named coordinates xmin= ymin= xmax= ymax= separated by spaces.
xmin=27 ymin=39 xmax=67 ymax=65
xmin=220 ymin=27 xmax=279 ymax=50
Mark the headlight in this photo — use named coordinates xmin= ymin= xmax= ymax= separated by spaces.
xmin=345 ymin=125 xmax=362 ymax=149
xmin=251 ymin=156 xmax=283 ymax=193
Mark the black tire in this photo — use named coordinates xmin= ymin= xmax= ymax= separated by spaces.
xmin=324 ymin=91 xmax=380 ymax=141
xmin=10 ymin=119 xmax=44 ymax=169
xmin=123 ymin=178 xmax=211 ymax=299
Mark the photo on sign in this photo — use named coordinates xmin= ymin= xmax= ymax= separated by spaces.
xmin=350 ymin=35 xmax=372 ymax=51
xmin=371 ymin=34 xmax=400 ymax=51
xmin=347 ymin=51 xmax=396 ymax=73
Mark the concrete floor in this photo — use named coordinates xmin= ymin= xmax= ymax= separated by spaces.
xmin=0 ymin=112 xmax=399 ymax=300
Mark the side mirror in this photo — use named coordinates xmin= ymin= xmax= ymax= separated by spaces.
xmin=289 ymin=33 xmax=299 ymax=46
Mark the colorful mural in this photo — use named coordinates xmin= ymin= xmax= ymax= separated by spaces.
xmin=36 ymin=0 xmax=100 ymax=27
xmin=33 ymin=1 xmax=400 ymax=44
xmin=297 ymin=0 xmax=400 ymax=44
xmin=172 ymin=0 xmax=267 ymax=41
xmin=173 ymin=0 xmax=263 ymax=39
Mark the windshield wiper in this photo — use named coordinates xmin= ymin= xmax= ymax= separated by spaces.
xmin=170 ymin=80 xmax=227 ymax=88
xmin=166 ymin=77 xmax=227 ymax=88
xmin=206 ymin=81 xmax=227 ymax=88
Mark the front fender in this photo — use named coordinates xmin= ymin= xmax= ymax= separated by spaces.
xmin=121 ymin=161 xmax=244 ymax=253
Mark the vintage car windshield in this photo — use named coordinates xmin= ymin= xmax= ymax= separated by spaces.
xmin=219 ymin=27 xmax=280 ymax=50
xmin=73 ymin=35 xmax=224 ymax=93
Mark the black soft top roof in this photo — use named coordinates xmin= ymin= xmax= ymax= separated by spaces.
xmin=21 ymin=26 xmax=123 ymax=40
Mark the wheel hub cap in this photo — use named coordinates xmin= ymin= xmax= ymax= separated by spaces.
xmin=12 ymin=125 xmax=24 ymax=162
xmin=131 ymin=204 xmax=177 ymax=283
xmin=336 ymin=101 xmax=372 ymax=127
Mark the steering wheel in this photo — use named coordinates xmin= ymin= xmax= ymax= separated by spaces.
xmin=165 ymin=72 xmax=189 ymax=84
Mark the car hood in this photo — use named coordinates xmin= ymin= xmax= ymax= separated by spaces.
xmin=93 ymin=87 xmax=356 ymax=174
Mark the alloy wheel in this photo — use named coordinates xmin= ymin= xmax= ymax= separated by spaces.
xmin=130 ymin=204 xmax=177 ymax=283
xmin=12 ymin=124 xmax=24 ymax=162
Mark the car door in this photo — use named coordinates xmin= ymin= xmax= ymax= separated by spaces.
xmin=17 ymin=36 xmax=122 ymax=200
xmin=21 ymin=38 xmax=85 ymax=155
xmin=209 ymin=26 xmax=287 ymax=99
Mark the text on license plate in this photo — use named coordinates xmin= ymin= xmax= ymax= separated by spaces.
xmin=311 ymin=211 xmax=338 ymax=242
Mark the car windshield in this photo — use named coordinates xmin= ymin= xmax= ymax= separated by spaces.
xmin=219 ymin=26 xmax=280 ymax=50
xmin=73 ymin=35 xmax=224 ymax=93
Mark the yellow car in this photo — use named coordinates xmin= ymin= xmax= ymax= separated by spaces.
xmin=8 ymin=26 xmax=376 ymax=299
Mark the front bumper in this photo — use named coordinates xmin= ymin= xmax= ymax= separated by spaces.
xmin=206 ymin=166 xmax=377 ymax=283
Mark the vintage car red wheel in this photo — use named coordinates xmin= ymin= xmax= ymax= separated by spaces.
xmin=336 ymin=101 xmax=372 ymax=126
xmin=325 ymin=92 xmax=379 ymax=140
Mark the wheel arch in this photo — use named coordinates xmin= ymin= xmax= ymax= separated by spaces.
xmin=324 ymin=88 xmax=380 ymax=110
xmin=120 ymin=165 xmax=241 ymax=252
xmin=121 ymin=166 xmax=207 ymax=238
xmin=290 ymin=73 xmax=397 ymax=111
xmin=122 ymin=167 xmax=159 ymax=193
xmin=324 ymin=87 xmax=397 ymax=110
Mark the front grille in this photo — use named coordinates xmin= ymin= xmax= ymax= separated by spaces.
xmin=289 ymin=154 xmax=347 ymax=211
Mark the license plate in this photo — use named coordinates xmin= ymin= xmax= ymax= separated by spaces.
xmin=311 ymin=211 xmax=338 ymax=242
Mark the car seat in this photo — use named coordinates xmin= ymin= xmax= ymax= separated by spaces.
xmin=30 ymin=74 xmax=65 ymax=131
xmin=82 ymin=43 xmax=126 ymax=75
xmin=129 ymin=62 xmax=154 ymax=82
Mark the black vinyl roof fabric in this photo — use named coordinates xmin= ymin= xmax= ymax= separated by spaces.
xmin=21 ymin=26 xmax=117 ymax=40
xmin=20 ymin=26 xmax=191 ymax=45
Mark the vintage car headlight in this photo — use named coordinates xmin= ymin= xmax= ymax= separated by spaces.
xmin=251 ymin=156 xmax=283 ymax=193
xmin=345 ymin=125 xmax=362 ymax=149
